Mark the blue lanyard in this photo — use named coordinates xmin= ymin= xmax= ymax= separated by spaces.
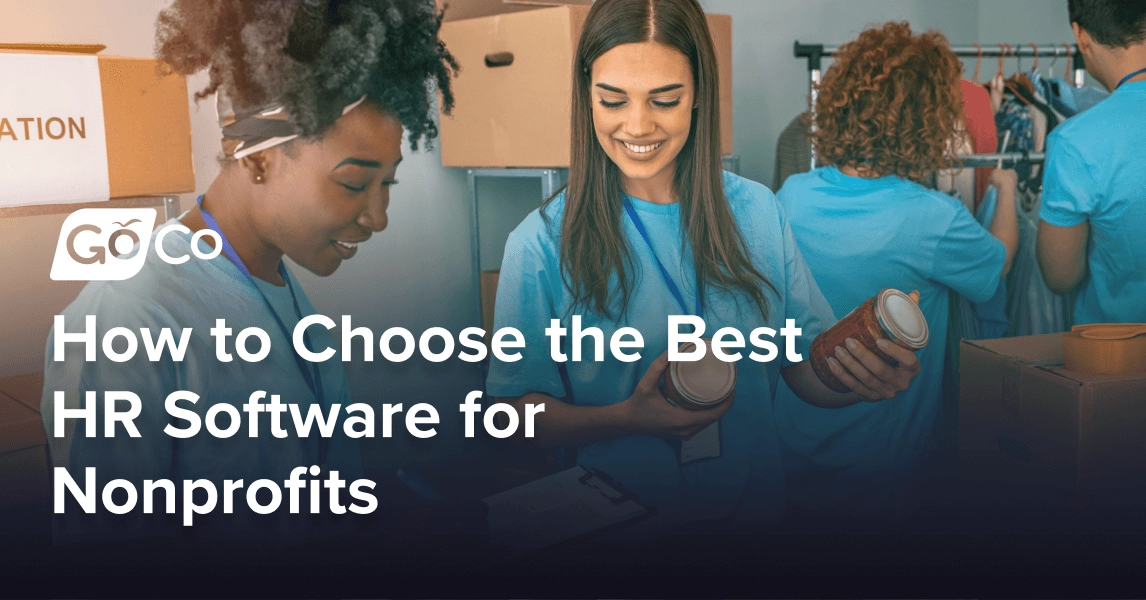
xmin=1117 ymin=67 xmax=1146 ymax=90
xmin=195 ymin=195 xmax=327 ymax=458
xmin=622 ymin=198 xmax=702 ymax=316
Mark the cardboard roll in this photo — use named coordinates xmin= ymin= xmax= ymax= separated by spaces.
xmin=1063 ymin=324 xmax=1146 ymax=375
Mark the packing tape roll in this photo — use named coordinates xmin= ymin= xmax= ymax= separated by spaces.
xmin=1062 ymin=329 xmax=1146 ymax=375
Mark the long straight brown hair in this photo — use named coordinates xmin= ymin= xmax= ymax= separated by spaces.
xmin=548 ymin=0 xmax=776 ymax=320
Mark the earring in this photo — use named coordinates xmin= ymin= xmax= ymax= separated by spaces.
xmin=255 ymin=175 xmax=264 ymax=183
xmin=693 ymin=102 xmax=700 ymax=109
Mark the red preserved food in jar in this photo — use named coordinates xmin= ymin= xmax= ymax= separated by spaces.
xmin=810 ymin=288 xmax=929 ymax=393
xmin=662 ymin=338 xmax=737 ymax=410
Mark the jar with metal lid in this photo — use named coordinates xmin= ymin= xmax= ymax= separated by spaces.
xmin=662 ymin=338 xmax=737 ymax=410
xmin=810 ymin=288 xmax=929 ymax=393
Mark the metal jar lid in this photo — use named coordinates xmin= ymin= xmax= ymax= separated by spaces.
xmin=671 ymin=341 xmax=737 ymax=407
xmin=874 ymin=288 xmax=929 ymax=350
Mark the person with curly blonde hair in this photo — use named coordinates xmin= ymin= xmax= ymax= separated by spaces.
xmin=772 ymin=22 xmax=1019 ymax=521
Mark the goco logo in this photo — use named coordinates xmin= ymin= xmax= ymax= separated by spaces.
xmin=50 ymin=208 xmax=222 ymax=281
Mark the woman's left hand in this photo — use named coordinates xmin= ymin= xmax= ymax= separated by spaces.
xmin=824 ymin=290 xmax=923 ymax=402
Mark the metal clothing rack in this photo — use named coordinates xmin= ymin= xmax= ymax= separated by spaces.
xmin=793 ymin=42 xmax=1087 ymax=170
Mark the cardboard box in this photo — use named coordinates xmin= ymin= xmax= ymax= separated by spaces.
xmin=481 ymin=270 xmax=500 ymax=342
xmin=0 ymin=371 xmax=43 ymax=413
xmin=438 ymin=0 xmax=593 ymax=22
xmin=0 ymin=445 xmax=51 ymax=510
xmin=959 ymin=334 xmax=1146 ymax=492
xmin=438 ymin=5 xmax=733 ymax=167
xmin=0 ymin=44 xmax=195 ymax=203
xmin=0 ymin=373 xmax=50 ymax=508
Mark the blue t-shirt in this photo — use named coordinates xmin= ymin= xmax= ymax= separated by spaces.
xmin=42 ymin=219 xmax=362 ymax=542
xmin=486 ymin=172 xmax=835 ymax=530
xmin=1039 ymin=79 xmax=1146 ymax=325
xmin=773 ymin=167 xmax=1005 ymax=517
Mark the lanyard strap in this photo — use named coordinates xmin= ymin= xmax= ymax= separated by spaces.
xmin=1117 ymin=67 xmax=1146 ymax=90
xmin=195 ymin=195 xmax=328 ymax=459
xmin=622 ymin=198 xmax=702 ymax=316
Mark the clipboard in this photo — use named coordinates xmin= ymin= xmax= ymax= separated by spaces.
xmin=482 ymin=465 xmax=654 ymax=554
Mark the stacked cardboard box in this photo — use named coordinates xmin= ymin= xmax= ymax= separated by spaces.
xmin=0 ymin=43 xmax=194 ymax=203
xmin=0 ymin=372 xmax=49 ymax=510
xmin=437 ymin=3 xmax=733 ymax=167
xmin=959 ymin=335 xmax=1146 ymax=498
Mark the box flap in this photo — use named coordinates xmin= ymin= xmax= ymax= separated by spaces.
xmin=0 ymin=43 xmax=105 ymax=54
xmin=0 ymin=392 xmax=45 ymax=455
xmin=964 ymin=335 xmax=1146 ymax=386
xmin=964 ymin=334 xmax=1064 ymax=366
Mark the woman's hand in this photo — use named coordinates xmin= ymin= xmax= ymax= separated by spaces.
xmin=989 ymin=167 xmax=1018 ymax=194
xmin=824 ymin=290 xmax=923 ymax=402
xmin=619 ymin=351 xmax=734 ymax=440
xmin=988 ymin=168 xmax=1020 ymax=276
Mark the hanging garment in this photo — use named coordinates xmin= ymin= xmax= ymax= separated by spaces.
xmin=1038 ymin=76 xmax=1110 ymax=117
xmin=773 ymin=112 xmax=811 ymax=190
xmin=957 ymin=186 xmax=1011 ymax=341
xmin=1006 ymin=189 xmax=1076 ymax=335
xmin=990 ymin=74 xmax=1077 ymax=337
xmin=960 ymin=79 xmax=999 ymax=210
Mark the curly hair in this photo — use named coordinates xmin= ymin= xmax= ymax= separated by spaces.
xmin=155 ymin=0 xmax=457 ymax=149
xmin=812 ymin=21 xmax=964 ymax=183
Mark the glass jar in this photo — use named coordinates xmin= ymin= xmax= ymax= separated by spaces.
xmin=810 ymin=288 xmax=929 ymax=393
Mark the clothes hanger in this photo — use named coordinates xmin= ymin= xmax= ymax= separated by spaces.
xmin=971 ymin=42 xmax=983 ymax=84
xmin=1048 ymin=46 xmax=1060 ymax=79
xmin=1029 ymin=43 xmax=1040 ymax=76
xmin=1006 ymin=43 xmax=1035 ymax=96
xmin=1063 ymin=43 xmax=1074 ymax=79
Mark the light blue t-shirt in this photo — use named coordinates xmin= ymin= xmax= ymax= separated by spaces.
xmin=42 ymin=219 xmax=362 ymax=542
xmin=1039 ymin=79 xmax=1146 ymax=325
xmin=487 ymin=172 xmax=835 ymax=530
xmin=773 ymin=167 xmax=1006 ymax=517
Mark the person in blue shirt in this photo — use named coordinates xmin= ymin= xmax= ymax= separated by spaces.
xmin=487 ymin=0 xmax=921 ymax=535
xmin=1037 ymin=0 xmax=1146 ymax=324
xmin=773 ymin=22 xmax=1021 ymax=521
xmin=42 ymin=0 xmax=456 ymax=542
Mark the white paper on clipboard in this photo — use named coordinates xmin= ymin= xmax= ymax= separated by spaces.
xmin=482 ymin=466 xmax=649 ymax=553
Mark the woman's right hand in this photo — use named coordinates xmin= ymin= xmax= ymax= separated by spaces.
xmin=619 ymin=351 xmax=734 ymax=441
xmin=989 ymin=167 xmax=1018 ymax=195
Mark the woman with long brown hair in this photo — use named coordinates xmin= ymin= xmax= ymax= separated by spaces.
xmin=487 ymin=0 xmax=919 ymax=530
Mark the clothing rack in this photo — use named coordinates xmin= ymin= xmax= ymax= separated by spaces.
xmin=794 ymin=41 xmax=1085 ymax=170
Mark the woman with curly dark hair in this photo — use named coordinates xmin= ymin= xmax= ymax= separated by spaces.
xmin=42 ymin=0 xmax=455 ymax=541
xmin=773 ymin=21 xmax=1019 ymax=521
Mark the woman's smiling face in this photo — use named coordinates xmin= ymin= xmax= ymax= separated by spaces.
xmin=257 ymin=102 xmax=404 ymax=277
xmin=590 ymin=41 xmax=695 ymax=188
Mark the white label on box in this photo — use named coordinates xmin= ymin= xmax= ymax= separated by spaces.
xmin=0 ymin=54 xmax=110 ymax=208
